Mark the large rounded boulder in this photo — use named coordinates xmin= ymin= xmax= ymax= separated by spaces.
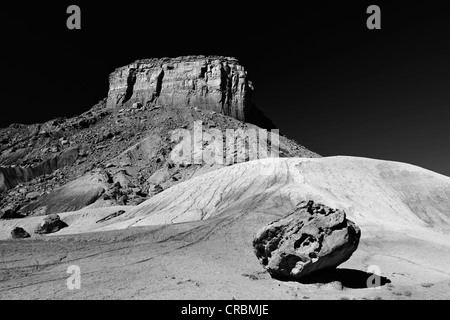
xmin=253 ymin=200 xmax=361 ymax=280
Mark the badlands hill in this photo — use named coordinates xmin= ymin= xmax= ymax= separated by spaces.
xmin=1 ymin=157 xmax=449 ymax=299
xmin=0 ymin=56 xmax=317 ymax=218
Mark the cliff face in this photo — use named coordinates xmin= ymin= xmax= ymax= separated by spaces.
xmin=106 ymin=56 xmax=252 ymax=122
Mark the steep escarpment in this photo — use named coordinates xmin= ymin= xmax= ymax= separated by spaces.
xmin=0 ymin=147 xmax=79 ymax=193
xmin=106 ymin=56 xmax=273 ymax=127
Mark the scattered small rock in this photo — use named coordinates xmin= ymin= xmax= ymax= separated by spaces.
xmin=118 ymin=194 xmax=128 ymax=205
xmin=331 ymin=281 xmax=344 ymax=290
xmin=242 ymin=273 xmax=259 ymax=280
xmin=11 ymin=227 xmax=30 ymax=239
xmin=421 ymin=283 xmax=434 ymax=288
xmin=0 ymin=205 xmax=23 ymax=219
xmin=149 ymin=184 xmax=164 ymax=195
xmin=96 ymin=210 xmax=126 ymax=223
xmin=26 ymin=191 xmax=41 ymax=200
xmin=403 ymin=291 xmax=412 ymax=297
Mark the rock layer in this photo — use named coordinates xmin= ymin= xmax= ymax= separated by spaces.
xmin=106 ymin=56 xmax=252 ymax=122
xmin=0 ymin=146 xmax=79 ymax=193
xmin=253 ymin=201 xmax=361 ymax=280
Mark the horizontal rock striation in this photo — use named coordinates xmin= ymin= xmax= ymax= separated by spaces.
xmin=0 ymin=147 xmax=79 ymax=193
xmin=106 ymin=56 xmax=254 ymax=123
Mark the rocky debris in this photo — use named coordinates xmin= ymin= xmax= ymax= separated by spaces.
xmin=103 ymin=182 xmax=121 ymax=199
xmin=11 ymin=227 xmax=30 ymax=239
xmin=117 ymin=193 xmax=128 ymax=205
xmin=101 ymin=176 xmax=148 ymax=206
xmin=25 ymin=191 xmax=41 ymax=200
xmin=69 ymin=103 xmax=110 ymax=130
xmin=0 ymin=103 xmax=317 ymax=216
xmin=253 ymin=201 xmax=361 ymax=280
xmin=132 ymin=102 xmax=143 ymax=109
xmin=148 ymin=184 xmax=164 ymax=195
xmin=147 ymin=168 xmax=170 ymax=185
xmin=34 ymin=214 xmax=68 ymax=234
xmin=96 ymin=210 xmax=126 ymax=223
xmin=113 ymin=170 xmax=133 ymax=188
xmin=0 ymin=205 xmax=24 ymax=219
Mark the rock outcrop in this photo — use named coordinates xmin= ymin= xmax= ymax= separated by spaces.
xmin=11 ymin=227 xmax=30 ymax=239
xmin=0 ymin=146 xmax=79 ymax=193
xmin=253 ymin=201 xmax=361 ymax=280
xmin=0 ymin=205 xmax=23 ymax=219
xmin=34 ymin=214 xmax=68 ymax=234
xmin=106 ymin=56 xmax=271 ymax=126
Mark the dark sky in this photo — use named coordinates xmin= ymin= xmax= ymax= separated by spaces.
xmin=2 ymin=2 xmax=450 ymax=176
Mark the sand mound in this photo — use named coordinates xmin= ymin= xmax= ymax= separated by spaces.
xmin=89 ymin=157 xmax=450 ymax=238
xmin=1 ymin=156 xmax=449 ymax=299
xmin=3 ymin=156 xmax=450 ymax=240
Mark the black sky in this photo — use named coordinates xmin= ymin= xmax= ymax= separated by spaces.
xmin=1 ymin=2 xmax=450 ymax=175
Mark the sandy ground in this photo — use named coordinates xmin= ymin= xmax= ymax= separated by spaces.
xmin=1 ymin=157 xmax=449 ymax=299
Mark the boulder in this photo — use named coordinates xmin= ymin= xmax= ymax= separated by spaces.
xmin=147 ymin=168 xmax=170 ymax=185
xmin=148 ymin=184 xmax=164 ymax=195
xmin=113 ymin=171 xmax=133 ymax=188
xmin=117 ymin=194 xmax=128 ymax=205
xmin=26 ymin=191 xmax=41 ymax=200
xmin=34 ymin=214 xmax=68 ymax=234
xmin=11 ymin=227 xmax=30 ymax=239
xmin=253 ymin=201 xmax=361 ymax=280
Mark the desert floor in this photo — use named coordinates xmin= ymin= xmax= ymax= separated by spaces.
xmin=1 ymin=157 xmax=450 ymax=299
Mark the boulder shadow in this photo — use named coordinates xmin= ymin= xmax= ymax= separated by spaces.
xmin=286 ymin=268 xmax=391 ymax=289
